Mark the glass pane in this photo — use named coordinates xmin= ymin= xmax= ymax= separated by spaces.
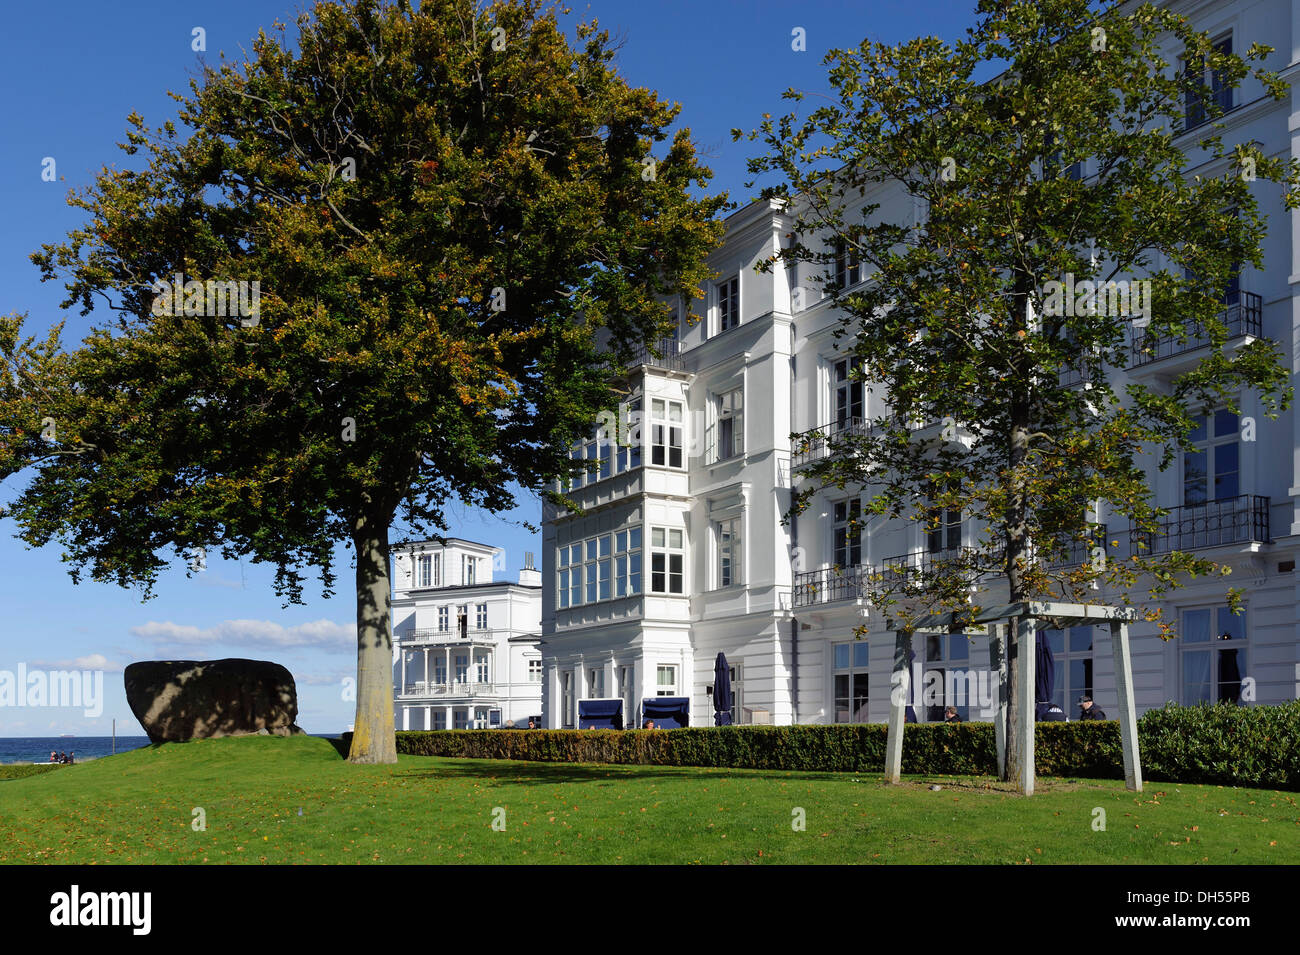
xmin=570 ymin=544 xmax=581 ymax=565
xmin=1183 ymin=649 xmax=1212 ymax=703
xmin=1214 ymin=442 xmax=1238 ymax=500
xmin=853 ymin=673 xmax=870 ymax=721
xmin=1188 ymin=414 xmax=1207 ymax=443
xmin=1183 ymin=450 xmax=1208 ymax=506
xmin=669 ymin=402 xmax=683 ymax=423
xmin=834 ymin=644 xmax=850 ymax=669
xmin=586 ymin=539 xmax=598 ymax=560
xmin=669 ymin=529 xmax=683 ymax=549
xmin=1045 ymin=629 xmax=1064 ymax=655
xmin=1216 ymin=607 xmax=1245 ymax=642
xmin=652 ymin=527 xmax=665 ymax=548
xmin=926 ymin=634 xmax=942 ymax=660
xmin=652 ymin=399 xmax=664 ymax=418
xmin=1070 ymin=657 xmax=1092 ymax=699
xmin=854 ymin=642 xmax=870 ymax=668
xmin=630 ymin=527 xmax=642 ymax=550
xmin=616 ymin=531 xmax=627 ymax=553
xmin=949 ymin=634 xmax=969 ymax=661
xmin=1217 ymin=647 xmax=1244 ymax=703
xmin=1213 ymin=409 xmax=1238 ymax=438
xmin=1183 ymin=608 xmax=1211 ymax=642
xmin=599 ymin=535 xmax=611 ymax=557
xmin=1069 ymin=627 xmax=1093 ymax=653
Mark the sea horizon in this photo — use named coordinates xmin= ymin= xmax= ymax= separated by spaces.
xmin=0 ymin=733 xmax=345 ymax=765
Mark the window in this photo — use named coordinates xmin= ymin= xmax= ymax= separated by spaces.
xmin=559 ymin=528 xmax=642 ymax=608
xmin=1182 ymin=606 xmax=1247 ymax=704
xmin=1184 ymin=36 xmax=1233 ymax=132
xmin=1043 ymin=131 xmax=1083 ymax=181
xmin=417 ymin=554 xmax=433 ymax=588
xmin=433 ymin=709 xmax=447 ymax=730
xmin=1037 ymin=626 xmax=1095 ymax=713
xmin=924 ymin=633 xmax=971 ymax=721
xmin=833 ymin=499 xmax=862 ymax=569
xmin=650 ymin=398 xmax=684 ymax=468
xmin=708 ymin=388 xmax=744 ymax=463
xmin=717 ymin=518 xmax=742 ymax=588
xmin=435 ymin=657 xmax=447 ymax=685
xmin=453 ymin=709 xmax=469 ymax=730
xmin=833 ymin=359 xmax=864 ymax=429
xmin=834 ymin=239 xmax=861 ymax=289
xmin=656 ymin=665 xmax=677 ymax=696
xmin=528 ymin=658 xmax=542 ymax=683
xmin=475 ymin=652 xmax=489 ymax=684
xmin=650 ymin=527 xmax=685 ymax=594
xmin=463 ymin=555 xmax=477 ymax=585
xmin=926 ymin=481 xmax=963 ymax=554
xmin=726 ymin=664 xmax=743 ymax=724
xmin=562 ymin=672 xmax=574 ymax=728
xmin=475 ymin=603 xmax=488 ymax=630
xmin=456 ymin=605 xmax=468 ymax=638
xmin=832 ymin=641 xmax=871 ymax=723
xmin=718 ymin=275 xmax=740 ymax=332
xmin=589 ymin=668 xmax=605 ymax=698
xmin=453 ymin=653 xmax=469 ymax=684
xmin=438 ymin=606 xmax=449 ymax=632
xmin=1184 ymin=409 xmax=1239 ymax=506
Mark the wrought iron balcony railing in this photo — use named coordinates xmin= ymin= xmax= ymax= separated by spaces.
xmin=1043 ymin=525 xmax=1107 ymax=569
xmin=624 ymin=337 xmax=684 ymax=372
xmin=792 ymin=566 xmax=872 ymax=608
xmin=790 ymin=417 xmax=872 ymax=470
xmin=1130 ymin=495 xmax=1270 ymax=555
xmin=1130 ymin=291 xmax=1261 ymax=367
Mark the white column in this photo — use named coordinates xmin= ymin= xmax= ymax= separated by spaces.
xmin=422 ymin=648 xmax=429 ymax=691
xmin=885 ymin=630 xmax=912 ymax=784
xmin=1110 ymin=620 xmax=1143 ymax=792
xmin=400 ymin=645 xmax=407 ymax=695
xmin=445 ymin=705 xmax=453 ymax=730
xmin=1017 ymin=616 xmax=1036 ymax=796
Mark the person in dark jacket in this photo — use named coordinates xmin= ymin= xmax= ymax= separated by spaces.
xmin=1077 ymin=695 xmax=1107 ymax=720
xmin=943 ymin=706 xmax=961 ymax=724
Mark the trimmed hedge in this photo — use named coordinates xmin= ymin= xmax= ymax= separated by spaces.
xmin=343 ymin=701 xmax=1300 ymax=790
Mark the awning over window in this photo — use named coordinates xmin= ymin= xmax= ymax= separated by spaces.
xmin=641 ymin=697 xmax=689 ymax=728
xmin=578 ymin=698 xmax=624 ymax=730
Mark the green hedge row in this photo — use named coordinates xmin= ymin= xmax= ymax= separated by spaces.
xmin=0 ymin=763 xmax=64 ymax=781
xmin=344 ymin=701 xmax=1300 ymax=790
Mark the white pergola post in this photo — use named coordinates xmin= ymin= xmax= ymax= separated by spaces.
xmin=884 ymin=629 xmax=912 ymax=784
xmin=988 ymin=623 xmax=1008 ymax=775
xmin=1109 ymin=621 xmax=1143 ymax=792
xmin=1016 ymin=615 xmax=1036 ymax=796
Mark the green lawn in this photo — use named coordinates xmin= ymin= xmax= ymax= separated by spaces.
xmin=0 ymin=734 xmax=1296 ymax=864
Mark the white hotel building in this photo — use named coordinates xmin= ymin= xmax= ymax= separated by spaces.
xmin=390 ymin=539 xmax=543 ymax=730
xmin=540 ymin=0 xmax=1300 ymax=729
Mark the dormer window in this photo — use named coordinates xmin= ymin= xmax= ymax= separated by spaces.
xmin=718 ymin=275 xmax=740 ymax=333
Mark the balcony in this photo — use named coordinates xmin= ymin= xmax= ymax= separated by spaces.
xmin=791 ymin=417 xmax=872 ymax=470
xmin=624 ymin=337 xmax=684 ymax=373
xmin=401 ymin=628 xmax=495 ymax=647
xmin=881 ymin=547 xmax=994 ymax=583
xmin=1130 ymin=495 xmax=1270 ymax=555
xmin=395 ymin=681 xmax=499 ymax=699
xmin=1043 ymin=524 xmax=1107 ymax=569
xmin=792 ymin=566 xmax=872 ymax=607
xmin=1130 ymin=291 xmax=1261 ymax=367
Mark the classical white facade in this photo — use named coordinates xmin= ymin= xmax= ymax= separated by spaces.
xmin=391 ymin=539 xmax=543 ymax=729
xmin=541 ymin=0 xmax=1300 ymax=729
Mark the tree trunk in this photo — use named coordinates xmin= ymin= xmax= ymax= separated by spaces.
xmin=348 ymin=509 xmax=397 ymax=764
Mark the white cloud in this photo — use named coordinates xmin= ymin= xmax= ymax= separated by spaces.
xmin=130 ymin=619 xmax=355 ymax=652
xmin=29 ymin=653 xmax=125 ymax=673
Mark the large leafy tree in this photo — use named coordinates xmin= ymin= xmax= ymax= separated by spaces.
xmin=740 ymin=0 xmax=1297 ymax=781
xmin=0 ymin=0 xmax=723 ymax=762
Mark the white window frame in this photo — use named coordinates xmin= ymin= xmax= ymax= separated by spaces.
xmin=475 ymin=603 xmax=488 ymax=630
xmin=718 ymin=274 xmax=740 ymax=333
xmin=528 ymin=658 xmax=543 ymax=683
xmin=649 ymin=398 xmax=684 ymax=469
xmin=656 ymin=664 xmax=678 ymax=697
xmin=437 ymin=606 xmax=449 ymax=632
xmin=831 ymin=642 xmax=870 ymax=723
xmin=650 ymin=526 xmax=685 ymax=594
xmin=463 ymin=555 xmax=477 ymax=585
xmin=417 ymin=554 xmax=432 ymax=588
xmin=1180 ymin=605 xmax=1247 ymax=705
xmin=923 ymin=632 xmax=972 ymax=722
xmin=716 ymin=517 xmax=742 ymax=588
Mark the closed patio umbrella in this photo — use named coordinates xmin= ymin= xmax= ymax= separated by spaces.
xmin=1035 ymin=630 xmax=1065 ymax=720
xmin=713 ymin=652 xmax=733 ymax=726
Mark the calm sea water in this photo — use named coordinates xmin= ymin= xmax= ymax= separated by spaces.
xmin=0 ymin=734 xmax=342 ymax=764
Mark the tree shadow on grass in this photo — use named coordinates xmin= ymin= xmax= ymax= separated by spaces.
xmin=394 ymin=758 xmax=873 ymax=786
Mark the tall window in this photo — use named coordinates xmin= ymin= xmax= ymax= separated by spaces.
xmin=833 ymin=642 xmax=870 ymax=723
xmin=475 ymin=652 xmax=490 ymax=684
xmin=709 ymin=388 xmax=744 ymax=463
xmin=926 ymin=481 xmax=963 ymax=554
xmin=463 ymin=555 xmax=477 ymax=585
xmin=454 ymin=653 xmax=469 ymax=683
xmin=650 ymin=399 xmax=684 ymax=468
xmin=834 ymin=239 xmax=861 ymax=289
xmin=562 ymin=672 xmax=573 ymax=728
xmin=457 ymin=605 xmax=468 ymax=638
xmin=717 ymin=518 xmax=742 ymax=588
xmin=834 ymin=359 xmax=864 ymax=428
xmin=1037 ymin=627 xmax=1095 ymax=713
xmin=528 ymin=659 xmax=542 ymax=683
xmin=1184 ymin=36 xmax=1233 ymax=131
xmin=434 ymin=656 xmax=447 ymax=685
xmin=559 ymin=529 xmax=641 ymax=608
xmin=718 ymin=275 xmax=740 ymax=332
xmin=589 ymin=668 xmax=605 ymax=699
xmin=1184 ymin=409 xmax=1239 ymax=506
xmin=417 ymin=554 xmax=433 ymax=588
xmin=656 ymin=665 xmax=678 ymax=696
xmin=650 ymin=527 xmax=685 ymax=594
xmin=475 ymin=603 xmax=488 ymax=630
xmin=438 ymin=606 xmax=449 ymax=632
xmin=1182 ymin=606 xmax=1247 ymax=704
xmin=833 ymin=499 xmax=862 ymax=569
xmin=924 ymin=633 xmax=971 ymax=721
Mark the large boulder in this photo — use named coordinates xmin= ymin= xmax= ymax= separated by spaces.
xmin=124 ymin=659 xmax=305 ymax=743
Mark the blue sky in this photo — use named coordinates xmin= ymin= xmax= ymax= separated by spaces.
xmin=0 ymin=0 xmax=978 ymax=735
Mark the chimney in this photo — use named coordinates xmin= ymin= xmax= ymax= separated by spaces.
xmin=519 ymin=550 xmax=541 ymax=587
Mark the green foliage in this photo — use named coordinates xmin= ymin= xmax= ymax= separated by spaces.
xmin=0 ymin=763 xmax=64 ymax=781
xmin=373 ymin=703 xmax=1300 ymax=791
